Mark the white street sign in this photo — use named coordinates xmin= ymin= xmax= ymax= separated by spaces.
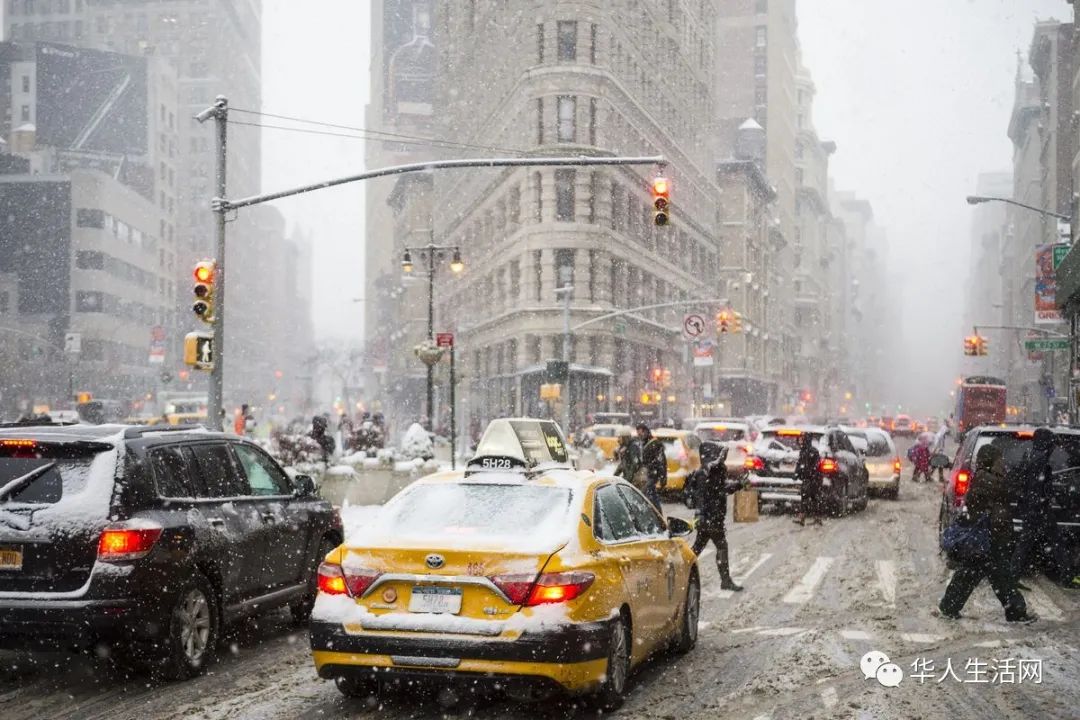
xmin=64 ymin=332 xmax=81 ymax=354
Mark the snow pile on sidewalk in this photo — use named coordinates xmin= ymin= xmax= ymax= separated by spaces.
xmin=399 ymin=422 xmax=434 ymax=461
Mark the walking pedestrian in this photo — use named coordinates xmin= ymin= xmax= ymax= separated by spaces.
xmin=309 ymin=414 xmax=336 ymax=464
xmin=939 ymin=444 xmax=1036 ymax=622
xmin=931 ymin=423 xmax=950 ymax=482
xmin=908 ymin=433 xmax=933 ymax=483
xmin=637 ymin=423 xmax=667 ymax=510
xmin=234 ymin=404 xmax=254 ymax=436
xmin=691 ymin=442 xmax=743 ymax=591
xmin=613 ymin=427 xmax=641 ymax=484
xmin=1011 ymin=428 xmax=1055 ymax=589
xmin=794 ymin=433 xmax=824 ymax=525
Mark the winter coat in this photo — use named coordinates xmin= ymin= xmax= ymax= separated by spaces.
xmin=965 ymin=445 xmax=1013 ymax=553
xmin=908 ymin=443 xmax=932 ymax=471
xmin=641 ymin=437 xmax=667 ymax=489
xmin=614 ymin=438 xmax=641 ymax=483
xmin=695 ymin=459 xmax=738 ymax=529
xmin=1013 ymin=428 xmax=1054 ymax=523
xmin=794 ymin=441 xmax=822 ymax=497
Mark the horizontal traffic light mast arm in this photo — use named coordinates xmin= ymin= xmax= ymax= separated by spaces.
xmin=220 ymin=155 xmax=667 ymax=211
xmin=572 ymin=297 xmax=731 ymax=332
xmin=972 ymin=324 xmax=1070 ymax=338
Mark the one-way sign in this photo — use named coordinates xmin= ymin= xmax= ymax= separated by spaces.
xmin=184 ymin=331 xmax=214 ymax=370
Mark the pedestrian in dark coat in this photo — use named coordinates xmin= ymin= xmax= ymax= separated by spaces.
xmin=794 ymin=434 xmax=823 ymax=525
xmin=1011 ymin=428 xmax=1055 ymax=586
xmin=691 ymin=442 xmax=743 ymax=591
xmin=637 ymin=423 xmax=667 ymax=509
xmin=939 ymin=444 xmax=1036 ymax=622
xmin=613 ymin=429 xmax=641 ymax=484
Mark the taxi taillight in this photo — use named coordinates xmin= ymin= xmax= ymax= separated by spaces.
xmin=343 ymin=566 xmax=382 ymax=597
xmin=317 ymin=562 xmax=347 ymax=595
xmin=491 ymin=571 xmax=595 ymax=606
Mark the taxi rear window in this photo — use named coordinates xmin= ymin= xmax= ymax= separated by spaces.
xmin=381 ymin=483 xmax=572 ymax=540
xmin=697 ymin=427 xmax=745 ymax=442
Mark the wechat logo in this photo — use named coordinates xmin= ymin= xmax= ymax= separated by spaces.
xmin=861 ymin=650 xmax=904 ymax=687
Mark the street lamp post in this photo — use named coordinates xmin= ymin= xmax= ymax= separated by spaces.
xmin=555 ymin=266 xmax=574 ymax=435
xmin=402 ymin=237 xmax=463 ymax=431
xmin=965 ymin=195 xmax=1071 ymax=223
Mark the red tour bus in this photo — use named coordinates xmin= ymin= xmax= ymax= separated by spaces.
xmin=955 ymin=376 xmax=1007 ymax=436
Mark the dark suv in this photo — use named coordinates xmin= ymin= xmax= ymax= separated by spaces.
xmin=0 ymin=422 xmax=342 ymax=678
xmin=939 ymin=425 xmax=1080 ymax=579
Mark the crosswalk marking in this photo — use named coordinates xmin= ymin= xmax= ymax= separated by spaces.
xmin=1024 ymin=585 xmax=1064 ymax=621
xmin=731 ymin=625 xmax=768 ymax=634
xmin=875 ymin=560 xmax=897 ymax=606
xmin=820 ymin=686 xmax=838 ymax=709
xmin=758 ymin=626 xmax=809 ymax=636
xmin=783 ymin=556 xmax=835 ymax=604
xmin=711 ymin=552 xmax=773 ymax=599
xmin=840 ymin=629 xmax=872 ymax=640
xmin=900 ymin=632 xmax=946 ymax=644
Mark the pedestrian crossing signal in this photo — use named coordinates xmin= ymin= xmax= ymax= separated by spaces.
xmin=184 ymin=331 xmax=214 ymax=370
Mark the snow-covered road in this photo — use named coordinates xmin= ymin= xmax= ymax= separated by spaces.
xmin=2 ymin=473 xmax=1078 ymax=720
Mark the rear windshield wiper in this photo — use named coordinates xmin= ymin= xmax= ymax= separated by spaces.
xmin=0 ymin=462 xmax=57 ymax=502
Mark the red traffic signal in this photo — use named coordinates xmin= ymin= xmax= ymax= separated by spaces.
xmin=651 ymin=176 xmax=670 ymax=226
xmin=192 ymin=260 xmax=217 ymax=324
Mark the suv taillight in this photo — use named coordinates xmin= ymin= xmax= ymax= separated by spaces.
xmin=818 ymin=458 xmax=839 ymax=474
xmin=952 ymin=468 xmax=971 ymax=507
xmin=97 ymin=522 xmax=163 ymax=561
xmin=893 ymin=458 xmax=902 ymax=474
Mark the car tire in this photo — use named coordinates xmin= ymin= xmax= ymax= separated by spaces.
xmin=290 ymin=535 xmax=338 ymax=624
xmin=335 ymin=675 xmax=380 ymax=699
xmin=592 ymin=613 xmax=631 ymax=712
xmin=672 ymin=572 xmax=700 ymax=654
xmin=159 ymin=571 xmax=219 ymax=680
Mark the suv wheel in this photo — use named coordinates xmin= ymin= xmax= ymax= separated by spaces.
xmin=160 ymin=572 xmax=219 ymax=679
xmin=291 ymin=536 xmax=338 ymax=624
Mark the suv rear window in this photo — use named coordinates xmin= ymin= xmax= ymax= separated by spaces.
xmin=696 ymin=426 xmax=746 ymax=442
xmin=0 ymin=440 xmax=112 ymax=505
xmin=763 ymin=431 xmax=824 ymax=452
xmin=972 ymin=434 xmax=1031 ymax=476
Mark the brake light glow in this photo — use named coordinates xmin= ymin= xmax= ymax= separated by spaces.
xmin=1014 ymin=430 xmax=1034 ymax=438
xmin=527 ymin=572 xmax=595 ymax=605
xmin=953 ymin=469 xmax=971 ymax=506
xmin=777 ymin=429 xmax=803 ymax=437
xmin=744 ymin=456 xmax=765 ymax=471
xmin=0 ymin=439 xmax=37 ymax=448
xmin=97 ymin=522 xmax=163 ymax=561
xmin=343 ymin=565 xmax=382 ymax=597
xmin=893 ymin=458 xmax=902 ymax=474
xmin=818 ymin=458 xmax=839 ymax=474
xmin=317 ymin=562 xmax=347 ymax=595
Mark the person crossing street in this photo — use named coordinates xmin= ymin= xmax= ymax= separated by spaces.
xmin=691 ymin=441 xmax=744 ymax=591
xmin=638 ymin=423 xmax=667 ymax=510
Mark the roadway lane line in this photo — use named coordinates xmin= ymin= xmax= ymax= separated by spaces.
xmin=782 ymin=556 xmax=835 ymax=604
xmin=875 ymin=560 xmax=897 ymax=606
xmin=820 ymin=686 xmax=839 ymax=709
xmin=840 ymin=629 xmax=873 ymax=641
xmin=900 ymin=632 xmax=947 ymax=644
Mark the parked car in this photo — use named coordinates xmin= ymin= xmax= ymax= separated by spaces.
xmin=845 ymin=427 xmax=901 ymax=499
xmin=938 ymin=425 xmax=1080 ymax=579
xmin=745 ymin=426 xmax=869 ymax=516
xmin=0 ymin=421 xmax=342 ymax=679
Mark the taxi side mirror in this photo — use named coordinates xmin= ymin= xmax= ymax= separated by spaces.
xmin=667 ymin=517 xmax=692 ymax=537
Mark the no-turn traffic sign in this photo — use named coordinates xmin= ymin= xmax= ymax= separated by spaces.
xmin=683 ymin=314 xmax=706 ymax=340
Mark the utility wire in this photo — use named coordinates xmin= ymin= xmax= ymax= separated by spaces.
xmin=229 ymin=107 xmax=530 ymax=156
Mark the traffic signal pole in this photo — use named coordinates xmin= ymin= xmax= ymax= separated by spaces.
xmin=193 ymin=107 xmax=664 ymax=431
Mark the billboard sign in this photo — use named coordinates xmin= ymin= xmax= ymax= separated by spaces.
xmin=1035 ymin=244 xmax=1063 ymax=324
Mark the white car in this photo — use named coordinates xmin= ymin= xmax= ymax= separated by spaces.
xmin=843 ymin=427 xmax=901 ymax=499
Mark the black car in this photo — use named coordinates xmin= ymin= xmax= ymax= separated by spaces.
xmin=745 ymin=426 xmax=869 ymax=515
xmin=938 ymin=425 xmax=1080 ymax=579
xmin=0 ymin=422 xmax=342 ymax=678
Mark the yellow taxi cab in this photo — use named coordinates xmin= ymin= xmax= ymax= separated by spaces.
xmin=309 ymin=418 xmax=700 ymax=709
xmin=584 ymin=423 xmax=633 ymax=460
xmin=650 ymin=428 xmax=701 ymax=494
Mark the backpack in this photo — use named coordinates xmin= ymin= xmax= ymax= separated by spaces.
xmin=941 ymin=514 xmax=991 ymax=565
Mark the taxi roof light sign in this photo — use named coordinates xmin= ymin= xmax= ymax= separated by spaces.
xmin=468 ymin=418 xmax=571 ymax=473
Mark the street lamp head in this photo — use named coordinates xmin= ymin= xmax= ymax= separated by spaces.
xmin=966 ymin=196 xmax=987 ymax=206
xmin=449 ymin=248 xmax=464 ymax=274
xmin=401 ymin=249 xmax=414 ymax=273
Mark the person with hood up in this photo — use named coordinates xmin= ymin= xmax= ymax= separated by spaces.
xmin=794 ymin=433 xmax=824 ymax=526
xmin=613 ymin=427 xmax=641 ymax=485
xmin=309 ymin=414 xmax=336 ymax=463
xmin=939 ymin=444 xmax=1036 ymax=622
xmin=1011 ymin=428 xmax=1055 ymax=589
xmin=637 ymin=423 xmax=667 ymax=510
xmin=908 ymin=432 xmax=933 ymax=483
xmin=691 ymin=441 xmax=744 ymax=591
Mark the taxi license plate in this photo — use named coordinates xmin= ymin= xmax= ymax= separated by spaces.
xmin=409 ymin=586 xmax=462 ymax=614
xmin=0 ymin=548 xmax=23 ymax=571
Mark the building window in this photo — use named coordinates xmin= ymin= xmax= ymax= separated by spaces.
xmin=588 ymin=97 xmax=597 ymax=145
xmin=557 ymin=20 xmax=577 ymax=61
xmin=756 ymin=0 xmax=768 ymax=12
xmin=795 ymin=141 xmax=804 ymax=159
xmin=533 ymin=171 xmax=543 ymax=222
xmin=76 ymin=208 xmax=105 ymax=228
xmin=21 ymin=75 xmax=29 ymax=92
xmin=555 ymin=249 xmax=575 ymax=294
xmin=534 ymin=250 xmax=543 ymax=301
xmin=754 ymin=55 xmax=766 ymax=75
xmin=536 ymin=97 xmax=544 ymax=145
xmin=555 ymin=169 xmax=576 ymax=221
xmin=756 ymin=27 xmax=766 ymax=47
xmin=20 ymin=105 xmax=30 ymax=122
xmin=509 ymin=184 xmax=521 ymax=224
xmin=590 ymin=23 xmax=598 ymax=64
xmin=795 ymin=168 xmax=804 ymax=185
xmin=557 ymin=95 xmax=576 ymax=142
xmin=75 ymin=291 xmax=104 ymax=313
xmin=76 ymin=250 xmax=105 ymax=269
xmin=610 ymin=182 xmax=623 ymax=231
xmin=588 ymin=250 xmax=597 ymax=302
xmin=509 ymin=260 xmax=521 ymax=303
xmin=588 ymin=172 xmax=600 ymax=223
xmin=537 ymin=23 xmax=544 ymax=63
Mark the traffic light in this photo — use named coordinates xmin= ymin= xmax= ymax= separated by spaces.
xmin=732 ymin=311 xmax=743 ymax=333
xmin=976 ymin=335 xmax=989 ymax=356
xmin=651 ymin=367 xmax=663 ymax=385
xmin=717 ymin=309 xmax=731 ymax=334
xmin=651 ymin=176 xmax=670 ymax=226
xmin=963 ymin=335 xmax=977 ymax=356
xmin=192 ymin=260 xmax=216 ymax=324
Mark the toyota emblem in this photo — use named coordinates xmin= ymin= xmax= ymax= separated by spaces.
xmin=425 ymin=553 xmax=445 ymax=569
